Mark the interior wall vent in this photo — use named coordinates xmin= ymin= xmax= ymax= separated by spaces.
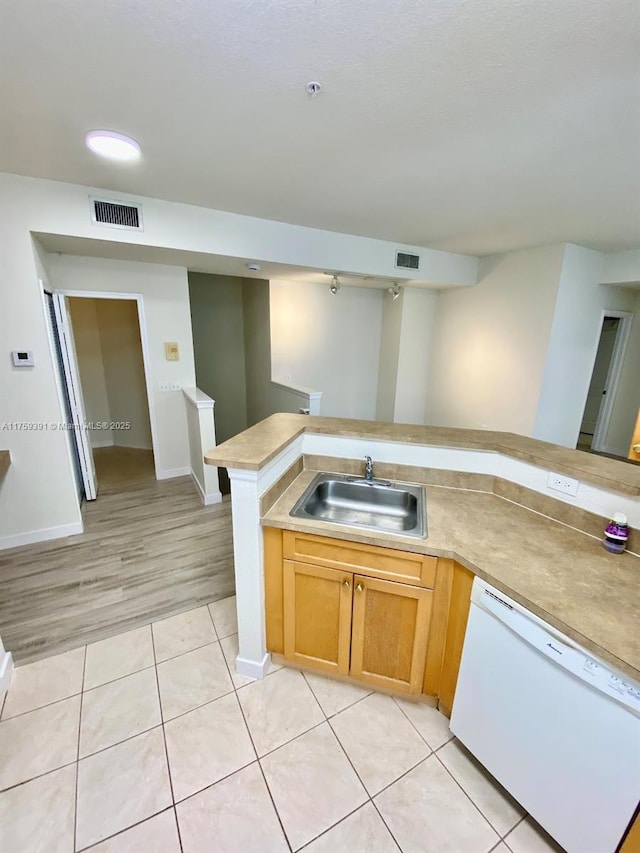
xmin=395 ymin=251 xmax=420 ymax=270
xmin=91 ymin=197 xmax=143 ymax=231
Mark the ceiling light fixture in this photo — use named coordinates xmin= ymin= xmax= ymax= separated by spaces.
xmin=388 ymin=284 xmax=401 ymax=300
xmin=246 ymin=263 xmax=261 ymax=272
xmin=85 ymin=130 xmax=141 ymax=161
xmin=329 ymin=274 xmax=340 ymax=295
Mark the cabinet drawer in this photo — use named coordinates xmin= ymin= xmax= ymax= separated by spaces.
xmin=283 ymin=530 xmax=436 ymax=588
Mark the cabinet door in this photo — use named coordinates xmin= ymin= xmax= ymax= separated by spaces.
xmin=283 ymin=560 xmax=353 ymax=675
xmin=438 ymin=562 xmax=474 ymax=715
xmin=350 ymin=575 xmax=433 ymax=695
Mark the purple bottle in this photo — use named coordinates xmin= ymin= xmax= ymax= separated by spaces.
xmin=603 ymin=513 xmax=629 ymax=554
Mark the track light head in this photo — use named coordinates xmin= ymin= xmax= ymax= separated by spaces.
xmin=388 ymin=284 xmax=401 ymax=300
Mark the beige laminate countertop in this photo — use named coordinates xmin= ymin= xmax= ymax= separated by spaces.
xmin=263 ymin=469 xmax=640 ymax=682
xmin=205 ymin=413 xmax=640 ymax=496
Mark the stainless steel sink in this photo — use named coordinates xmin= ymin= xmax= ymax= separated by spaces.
xmin=290 ymin=472 xmax=427 ymax=538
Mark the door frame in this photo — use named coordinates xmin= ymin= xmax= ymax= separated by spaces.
xmin=53 ymin=293 xmax=98 ymax=500
xmin=55 ymin=290 xmax=161 ymax=480
xmin=590 ymin=310 xmax=633 ymax=453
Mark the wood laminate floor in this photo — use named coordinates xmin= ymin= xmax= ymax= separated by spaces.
xmin=0 ymin=458 xmax=235 ymax=664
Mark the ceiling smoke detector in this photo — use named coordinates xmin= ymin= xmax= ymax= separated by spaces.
xmin=306 ymin=81 xmax=322 ymax=97
xmin=246 ymin=263 xmax=261 ymax=272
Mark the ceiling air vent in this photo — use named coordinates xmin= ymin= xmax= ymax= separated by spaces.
xmin=395 ymin=251 xmax=420 ymax=271
xmin=91 ymin=197 xmax=143 ymax=230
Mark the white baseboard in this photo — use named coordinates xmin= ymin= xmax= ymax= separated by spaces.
xmin=0 ymin=651 xmax=13 ymax=696
xmin=113 ymin=441 xmax=154 ymax=451
xmin=190 ymin=472 xmax=223 ymax=506
xmin=235 ymin=653 xmax=271 ymax=680
xmin=0 ymin=521 xmax=84 ymax=551
xmin=156 ymin=466 xmax=190 ymax=480
xmin=90 ymin=438 xmax=114 ymax=448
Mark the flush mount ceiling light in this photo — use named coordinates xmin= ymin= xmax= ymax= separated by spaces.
xmin=388 ymin=284 xmax=401 ymax=300
xmin=329 ymin=274 xmax=340 ymax=295
xmin=85 ymin=130 xmax=141 ymax=161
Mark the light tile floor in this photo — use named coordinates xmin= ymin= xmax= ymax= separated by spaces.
xmin=0 ymin=596 xmax=565 ymax=852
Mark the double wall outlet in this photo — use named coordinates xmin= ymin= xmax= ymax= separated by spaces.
xmin=547 ymin=472 xmax=580 ymax=496
xmin=159 ymin=382 xmax=182 ymax=392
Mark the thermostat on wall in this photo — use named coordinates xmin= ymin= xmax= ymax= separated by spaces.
xmin=11 ymin=350 xmax=35 ymax=367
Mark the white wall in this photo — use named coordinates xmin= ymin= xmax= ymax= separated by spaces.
xmin=533 ymin=244 xmax=637 ymax=447
xmin=0 ymin=235 xmax=83 ymax=547
xmin=375 ymin=290 xmax=403 ymax=421
xmin=376 ymin=287 xmax=438 ymax=425
xmin=426 ymin=245 xmax=565 ymax=433
xmin=270 ymin=279 xmax=383 ymax=419
xmin=95 ymin=299 xmax=152 ymax=450
xmin=49 ymin=255 xmax=196 ymax=478
xmin=68 ymin=298 xmax=113 ymax=447
xmin=395 ymin=288 xmax=437 ymax=424
xmin=0 ymin=172 xmax=477 ymax=545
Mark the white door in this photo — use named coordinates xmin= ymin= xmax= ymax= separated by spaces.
xmin=52 ymin=293 xmax=98 ymax=500
xmin=580 ymin=319 xmax=618 ymax=435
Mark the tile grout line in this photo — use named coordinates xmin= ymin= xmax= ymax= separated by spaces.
xmin=1 ymin=684 xmax=89 ymax=723
xmin=286 ymin=682 xmax=406 ymax=853
xmin=73 ymin=644 xmax=88 ymax=852
xmin=229 ymin=673 xmax=293 ymax=853
xmin=74 ymin=806 xmax=176 ymax=853
xmin=369 ymin=798 xmax=404 ymax=852
xmin=149 ymin=628 xmax=185 ymax=853
xmin=391 ymin=695 xmax=454 ymax=753
xmin=300 ymin=669 xmax=374 ymax=718
xmin=431 ymin=749 xmax=508 ymax=842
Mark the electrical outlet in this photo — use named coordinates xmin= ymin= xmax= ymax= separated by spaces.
xmin=170 ymin=382 xmax=181 ymax=391
xmin=547 ymin=472 xmax=579 ymax=496
xmin=159 ymin=382 xmax=170 ymax=392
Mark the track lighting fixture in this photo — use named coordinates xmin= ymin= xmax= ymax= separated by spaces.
xmin=388 ymin=284 xmax=401 ymax=300
xmin=330 ymin=274 xmax=341 ymax=295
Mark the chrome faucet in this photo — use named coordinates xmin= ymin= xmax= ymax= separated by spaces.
xmin=364 ymin=455 xmax=373 ymax=481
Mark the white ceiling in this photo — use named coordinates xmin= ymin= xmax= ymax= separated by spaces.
xmin=2 ymin=0 xmax=639 ymax=256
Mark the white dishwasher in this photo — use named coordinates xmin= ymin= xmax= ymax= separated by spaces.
xmin=450 ymin=578 xmax=640 ymax=853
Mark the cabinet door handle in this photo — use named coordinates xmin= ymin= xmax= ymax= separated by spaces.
xmin=342 ymin=579 xmax=350 ymax=589
xmin=356 ymin=582 xmax=364 ymax=592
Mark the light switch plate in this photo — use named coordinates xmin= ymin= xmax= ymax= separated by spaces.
xmin=164 ymin=341 xmax=179 ymax=361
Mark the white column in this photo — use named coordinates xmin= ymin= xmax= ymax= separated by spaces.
xmin=227 ymin=469 xmax=270 ymax=679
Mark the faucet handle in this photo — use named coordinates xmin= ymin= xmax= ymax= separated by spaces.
xmin=364 ymin=455 xmax=373 ymax=480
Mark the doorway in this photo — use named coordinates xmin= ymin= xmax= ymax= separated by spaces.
xmin=578 ymin=311 xmax=632 ymax=454
xmin=51 ymin=291 xmax=158 ymax=500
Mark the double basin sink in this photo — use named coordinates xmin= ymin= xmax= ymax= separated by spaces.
xmin=290 ymin=472 xmax=427 ymax=539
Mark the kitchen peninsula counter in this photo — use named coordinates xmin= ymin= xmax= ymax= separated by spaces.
xmin=205 ymin=413 xmax=640 ymax=496
xmin=205 ymin=414 xmax=640 ymax=683
xmin=263 ymin=467 xmax=640 ymax=682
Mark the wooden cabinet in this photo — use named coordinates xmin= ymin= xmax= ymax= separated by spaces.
xmin=268 ymin=528 xmax=437 ymax=695
xmin=283 ymin=560 xmax=353 ymax=675
xmin=620 ymin=811 xmax=640 ymax=853
xmin=265 ymin=528 xmax=475 ymax=703
xmin=351 ymin=575 xmax=432 ymax=693
xmin=438 ymin=562 xmax=474 ymax=715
